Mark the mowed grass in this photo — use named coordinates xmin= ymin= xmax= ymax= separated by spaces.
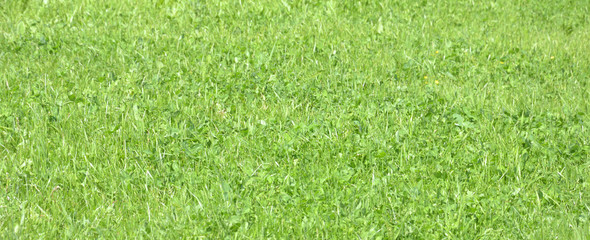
xmin=1 ymin=0 xmax=590 ymax=238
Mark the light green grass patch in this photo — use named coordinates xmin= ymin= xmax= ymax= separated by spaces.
xmin=1 ymin=0 xmax=589 ymax=238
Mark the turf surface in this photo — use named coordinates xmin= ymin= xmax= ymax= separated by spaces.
xmin=1 ymin=0 xmax=590 ymax=238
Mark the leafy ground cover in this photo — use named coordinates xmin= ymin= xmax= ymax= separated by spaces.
xmin=1 ymin=0 xmax=589 ymax=238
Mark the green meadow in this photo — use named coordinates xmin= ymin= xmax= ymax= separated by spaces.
xmin=1 ymin=0 xmax=589 ymax=238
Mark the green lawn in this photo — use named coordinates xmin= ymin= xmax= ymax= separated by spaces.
xmin=1 ymin=0 xmax=589 ymax=238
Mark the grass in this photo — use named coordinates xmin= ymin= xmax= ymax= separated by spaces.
xmin=1 ymin=0 xmax=589 ymax=238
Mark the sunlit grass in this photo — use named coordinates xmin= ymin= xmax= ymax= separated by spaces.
xmin=1 ymin=0 xmax=589 ymax=238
